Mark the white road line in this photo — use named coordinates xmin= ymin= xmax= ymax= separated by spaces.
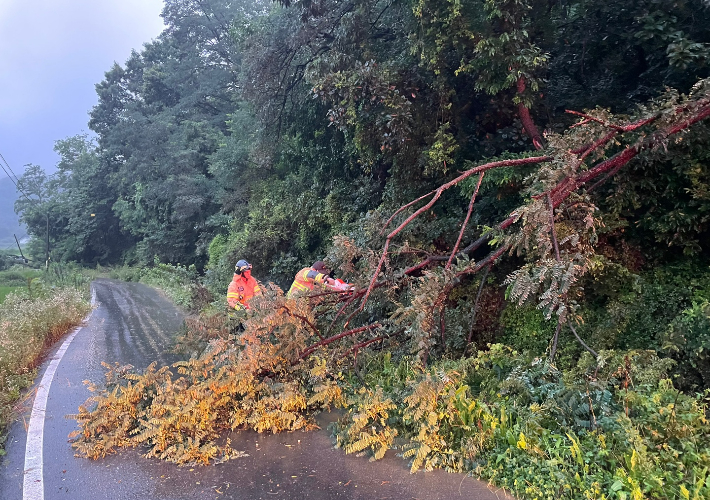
xmin=23 ymin=287 xmax=97 ymax=500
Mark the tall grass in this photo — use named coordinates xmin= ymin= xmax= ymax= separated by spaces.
xmin=0 ymin=286 xmax=17 ymax=303
xmin=0 ymin=283 xmax=91 ymax=454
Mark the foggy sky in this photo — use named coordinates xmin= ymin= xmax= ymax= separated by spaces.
xmin=0 ymin=0 xmax=166 ymax=178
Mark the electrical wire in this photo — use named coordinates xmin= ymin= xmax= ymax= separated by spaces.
xmin=0 ymin=150 xmax=35 ymax=259
xmin=0 ymin=152 xmax=22 ymax=184
xmin=0 ymin=151 xmax=34 ymax=202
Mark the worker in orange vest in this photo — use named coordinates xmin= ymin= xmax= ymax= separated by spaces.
xmin=227 ymin=259 xmax=262 ymax=310
xmin=287 ymin=260 xmax=351 ymax=298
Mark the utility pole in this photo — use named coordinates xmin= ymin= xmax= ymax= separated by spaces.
xmin=13 ymin=234 xmax=28 ymax=264
xmin=45 ymin=212 xmax=50 ymax=270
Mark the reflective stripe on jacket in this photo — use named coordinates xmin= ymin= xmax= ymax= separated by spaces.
xmin=287 ymin=267 xmax=328 ymax=298
xmin=227 ymin=274 xmax=261 ymax=309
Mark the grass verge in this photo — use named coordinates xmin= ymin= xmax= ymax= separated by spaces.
xmin=0 ymin=284 xmax=91 ymax=455
xmin=0 ymin=286 xmax=18 ymax=303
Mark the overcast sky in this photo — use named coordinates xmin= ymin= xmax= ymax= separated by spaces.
xmin=0 ymin=0 xmax=166 ymax=178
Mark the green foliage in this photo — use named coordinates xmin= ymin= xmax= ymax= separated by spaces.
xmin=34 ymin=0 xmax=710 ymax=494
xmin=500 ymin=303 xmax=556 ymax=355
xmin=107 ymin=265 xmax=144 ymax=283
xmin=333 ymin=386 xmax=398 ymax=461
xmin=336 ymin=347 xmax=710 ymax=499
xmin=566 ymin=261 xmax=710 ymax=370
xmin=0 ymin=268 xmax=41 ymax=287
xmin=139 ymin=259 xmax=200 ymax=310
xmin=665 ymin=300 xmax=710 ymax=391
xmin=107 ymin=259 xmax=202 ymax=311
xmin=0 ymin=287 xmax=17 ymax=304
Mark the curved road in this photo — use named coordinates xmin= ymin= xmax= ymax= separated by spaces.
xmin=1 ymin=279 xmax=508 ymax=500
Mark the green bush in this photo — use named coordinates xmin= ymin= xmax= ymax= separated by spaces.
xmin=0 ymin=269 xmax=42 ymax=287
xmin=139 ymin=258 xmax=199 ymax=310
xmin=499 ymin=304 xmax=557 ymax=356
xmin=106 ymin=259 xmax=202 ymax=310
xmin=335 ymin=347 xmax=710 ymax=499
xmin=665 ymin=300 xmax=710 ymax=391
xmin=0 ymin=287 xmax=17 ymax=304
xmin=107 ymin=265 xmax=143 ymax=282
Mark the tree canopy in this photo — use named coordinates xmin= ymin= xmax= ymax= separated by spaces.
xmin=15 ymin=0 xmax=710 ymax=495
xmin=15 ymin=0 xmax=710 ymax=370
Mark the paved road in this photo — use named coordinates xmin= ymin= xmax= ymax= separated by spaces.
xmin=1 ymin=279 xmax=509 ymax=500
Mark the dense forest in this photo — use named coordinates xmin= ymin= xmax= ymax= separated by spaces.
xmin=15 ymin=0 xmax=710 ymax=497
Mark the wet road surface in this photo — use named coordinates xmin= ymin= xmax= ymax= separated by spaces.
xmin=1 ymin=279 xmax=510 ymax=500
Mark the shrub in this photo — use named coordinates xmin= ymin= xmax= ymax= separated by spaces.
xmin=139 ymin=259 xmax=199 ymax=310
xmin=665 ymin=300 xmax=710 ymax=391
xmin=499 ymin=304 xmax=557 ymax=356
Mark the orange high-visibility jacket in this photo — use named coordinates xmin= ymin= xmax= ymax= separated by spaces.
xmin=287 ymin=267 xmax=329 ymax=298
xmin=227 ymin=274 xmax=261 ymax=310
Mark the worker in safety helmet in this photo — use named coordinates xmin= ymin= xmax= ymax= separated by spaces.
xmin=227 ymin=259 xmax=262 ymax=310
xmin=287 ymin=260 xmax=351 ymax=298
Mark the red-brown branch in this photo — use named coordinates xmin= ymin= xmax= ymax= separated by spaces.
xmin=326 ymin=290 xmax=363 ymax=334
xmin=342 ymin=335 xmax=388 ymax=358
xmin=517 ymin=77 xmax=544 ymax=150
xmin=280 ymin=305 xmax=323 ymax=340
xmin=568 ymin=114 xmax=659 ymax=155
xmin=434 ymin=245 xmax=509 ymax=311
xmin=361 ymin=155 xmax=552 ymax=309
xmin=381 ymin=189 xmax=438 ymax=233
xmin=565 ymin=110 xmax=659 ymax=133
xmin=298 ymin=323 xmax=381 ymax=360
xmin=565 ymin=110 xmax=626 ymax=131
xmin=537 ymin=101 xmax=710 ymax=211
xmin=569 ymin=118 xmax=592 ymax=129
xmin=327 ymin=99 xmax=710 ymax=353
xmin=551 ymin=101 xmax=710 ymax=207
xmin=447 ymin=172 xmax=484 ymax=269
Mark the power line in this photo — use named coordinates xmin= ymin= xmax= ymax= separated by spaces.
xmin=0 ymin=151 xmax=34 ymax=202
xmin=0 ymin=152 xmax=21 ymax=184
xmin=0 ymin=150 xmax=51 ymax=269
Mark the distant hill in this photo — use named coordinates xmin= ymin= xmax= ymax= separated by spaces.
xmin=0 ymin=177 xmax=27 ymax=250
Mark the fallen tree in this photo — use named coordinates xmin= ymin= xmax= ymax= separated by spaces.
xmin=70 ymin=80 xmax=710 ymax=499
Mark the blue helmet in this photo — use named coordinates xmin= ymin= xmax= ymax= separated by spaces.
xmin=235 ymin=259 xmax=252 ymax=273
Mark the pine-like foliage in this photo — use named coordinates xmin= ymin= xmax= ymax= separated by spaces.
xmin=70 ymin=285 xmax=349 ymax=465
xmin=498 ymin=81 xmax=710 ymax=322
xmin=333 ymin=386 xmax=399 ymax=461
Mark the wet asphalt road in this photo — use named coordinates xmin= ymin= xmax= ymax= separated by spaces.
xmin=0 ymin=279 xmax=509 ymax=500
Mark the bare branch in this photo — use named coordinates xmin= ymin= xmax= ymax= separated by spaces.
xmin=447 ymin=172 xmax=484 ymax=269
xmin=341 ymin=335 xmax=388 ymax=358
xmin=280 ymin=305 xmax=323 ymax=340
xmin=565 ymin=110 xmax=626 ymax=131
xmin=547 ymin=193 xmax=561 ymax=261
xmin=549 ymin=319 xmax=562 ymax=362
xmin=569 ymin=323 xmax=598 ymax=359
xmin=462 ymin=264 xmax=491 ymax=358
xmin=298 ymin=323 xmax=381 ymax=360
xmin=361 ymin=156 xmax=552 ymax=308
